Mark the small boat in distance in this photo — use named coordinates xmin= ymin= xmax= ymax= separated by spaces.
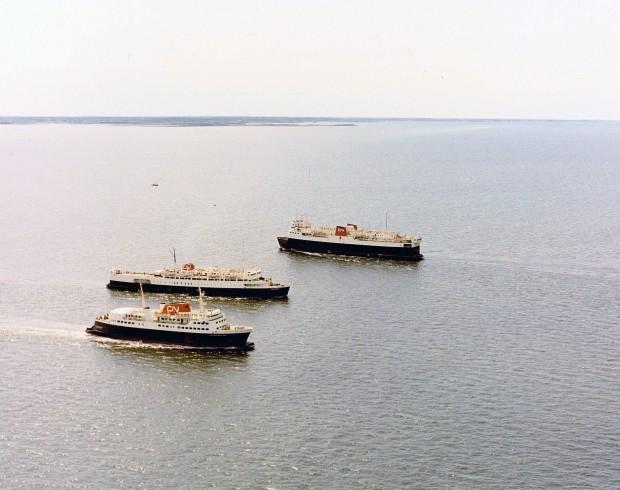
xmin=277 ymin=217 xmax=423 ymax=261
xmin=87 ymin=287 xmax=254 ymax=350
xmin=151 ymin=183 xmax=159 ymax=187
xmin=107 ymin=263 xmax=290 ymax=299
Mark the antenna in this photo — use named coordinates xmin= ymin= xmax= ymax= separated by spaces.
xmin=171 ymin=247 xmax=177 ymax=267
xmin=385 ymin=211 xmax=388 ymax=230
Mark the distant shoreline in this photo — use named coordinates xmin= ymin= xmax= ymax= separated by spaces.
xmin=0 ymin=116 xmax=360 ymax=127
xmin=0 ymin=116 xmax=616 ymax=127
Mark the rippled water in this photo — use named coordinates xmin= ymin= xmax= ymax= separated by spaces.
xmin=1 ymin=120 xmax=619 ymax=488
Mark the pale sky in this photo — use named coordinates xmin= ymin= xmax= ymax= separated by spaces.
xmin=1 ymin=0 xmax=619 ymax=119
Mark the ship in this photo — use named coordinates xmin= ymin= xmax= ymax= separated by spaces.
xmin=87 ymin=288 xmax=254 ymax=350
xmin=107 ymin=263 xmax=289 ymax=299
xmin=277 ymin=218 xmax=423 ymax=261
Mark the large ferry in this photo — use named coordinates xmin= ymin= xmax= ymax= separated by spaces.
xmin=87 ymin=289 xmax=254 ymax=350
xmin=277 ymin=218 xmax=423 ymax=261
xmin=107 ymin=263 xmax=289 ymax=299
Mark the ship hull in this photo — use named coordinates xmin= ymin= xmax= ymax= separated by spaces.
xmin=278 ymin=236 xmax=423 ymax=261
xmin=86 ymin=321 xmax=254 ymax=350
xmin=107 ymin=280 xmax=289 ymax=299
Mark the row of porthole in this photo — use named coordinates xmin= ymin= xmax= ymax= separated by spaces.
xmin=157 ymin=325 xmax=209 ymax=331
xmin=162 ymin=278 xmax=242 ymax=281
xmin=170 ymin=281 xmax=247 ymax=284
xmin=168 ymin=281 xmax=245 ymax=284
xmin=118 ymin=319 xmax=217 ymax=330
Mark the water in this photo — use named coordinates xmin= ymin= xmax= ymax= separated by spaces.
xmin=1 ymin=119 xmax=619 ymax=488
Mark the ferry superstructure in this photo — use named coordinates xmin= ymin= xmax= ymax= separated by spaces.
xmin=87 ymin=292 xmax=254 ymax=350
xmin=277 ymin=218 xmax=423 ymax=261
xmin=107 ymin=263 xmax=289 ymax=299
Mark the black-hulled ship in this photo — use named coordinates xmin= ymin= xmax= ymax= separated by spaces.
xmin=87 ymin=292 xmax=253 ymax=350
xmin=107 ymin=263 xmax=289 ymax=299
xmin=277 ymin=218 xmax=423 ymax=261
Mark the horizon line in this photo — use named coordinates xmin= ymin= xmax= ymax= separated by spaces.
xmin=1 ymin=115 xmax=618 ymax=123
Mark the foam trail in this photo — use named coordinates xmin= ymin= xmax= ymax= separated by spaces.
xmin=0 ymin=317 xmax=86 ymax=339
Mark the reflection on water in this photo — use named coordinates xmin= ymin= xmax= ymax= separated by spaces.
xmin=280 ymin=248 xmax=423 ymax=270
xmin=92 ymin=337 xmax=251 ymax=371
xmin=106 ymin=287 xmax=289 ymax=305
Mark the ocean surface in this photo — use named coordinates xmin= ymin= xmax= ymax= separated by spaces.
xmin=1 ymin=118 xmax=619 ymax=488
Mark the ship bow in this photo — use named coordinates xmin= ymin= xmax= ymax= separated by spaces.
xmin=277 ymin=236 xmax=290 ymax=249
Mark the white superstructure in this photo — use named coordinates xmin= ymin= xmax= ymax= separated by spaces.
xmin=111 ymin=264 xmax=272 ymax=287
xmin=95 ymin=302 xmax=251 ymax=336
xmin=107 ymin=263 xmax=289 ymax=297
xmin=286 ymin=218 xmax=422 ymax=248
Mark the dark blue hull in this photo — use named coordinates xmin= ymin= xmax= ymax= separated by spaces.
xmin=107 ymin=280 xmax=289 ymax=299
xmin=86 ymin=321 xmax=253 ymax=350
xmin=277 ymin=236 xmax=423 ymax=261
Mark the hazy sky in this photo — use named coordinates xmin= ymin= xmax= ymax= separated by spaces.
xmin=1 ymin=0 xmax=619 ymax=119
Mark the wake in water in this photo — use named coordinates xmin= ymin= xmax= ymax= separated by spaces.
xmin=0 ymin=317 xmax=86 ymax=339
xmin=434 ymin=253 xmax=620 ymax=279
xmin=285 ymin=249 xmax=421 ymax=269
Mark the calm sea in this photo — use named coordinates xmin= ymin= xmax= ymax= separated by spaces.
xmin=1 ymin=118 xmax=619 ymax=488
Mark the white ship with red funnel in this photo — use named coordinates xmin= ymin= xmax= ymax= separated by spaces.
xmin=87 ymin=289 xmax=254 ymax=350
xmin=107 ymin=263 xmax=289 ymax=299
xmin=277 ymin=218 xmax=423 ymax=261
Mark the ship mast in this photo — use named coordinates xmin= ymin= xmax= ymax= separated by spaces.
xmin=139 ymin=282 xmax=146 ymax=311
xmin=198 ymin=286 xmax=205 ymax=315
